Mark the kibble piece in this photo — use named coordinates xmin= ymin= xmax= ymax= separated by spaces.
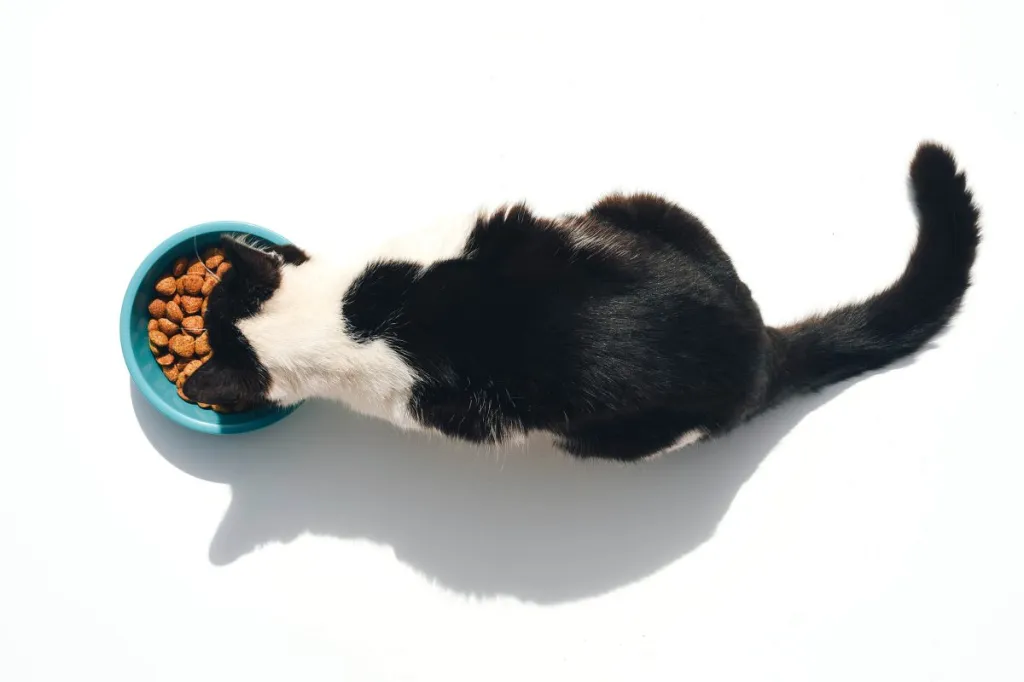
xmin=205 ymin=254 xmax=225 ymax=270
xmin=198 ymin=402 xmax=211 ymax=409
xmin=195 ymin=332 xmax=211 ymax=356
xmin=155 ymin=277 xmax=177 ymax=296
xmin=163 ymin=366 xmax=179 ymax=382
xmin=156 ymin=353 xmax=175 ymax=367
xmin=176 ymin=371 xmax=188 ymax=389
xmin=201 ymin=276 xmax=218 ymax=296
xmin=149 ymin=342 xmax=160 ymax=355
xmin=182 ymin=315 xmax=204 ymax=335
xmin=180 ymin=274 xmax=204 ymax=295
xmin=201 ymin=352 xmax=213 ymax=364
xmin=183 ymin=359 xmax=203 ymax=377
xmin=147 ymin=319 xmax=159 ymax=332
xmin=201 ymin=298 xmax=209 ymax=316
xmin=173 ymin=293 xmax=181 ymax=305
xmin=149 ymin=330 xmax=169 ymax=347
xmin=175 ymin=277 xmax=186 ymax=295
xmin=181 ymin=295 xmax=203 ymax=314
xmin=157 ymin=318 xmax=179 ymax=336
xmin=165 ymin=300 xmax=183 ymax=323
xmin=187 ymin=261 xmax=208 ymax=276
xmin=168 ymin=334 xmax=195 ymax=357
xmin=216 ymin=262 xmax=231 ymax=276
xmin=177 ymin=386 xmax=193 ymax=403
xmin=148 ymin=299 xmax=167 ymax=318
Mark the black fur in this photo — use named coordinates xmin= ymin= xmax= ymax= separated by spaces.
xmin=267 ymin=243 xmax=311 ymax=266
xmin=190 ymin=143 xmax=980 ymax=460
xmin=340 ymin=143 xmax=979 ymax=460
xmin=185 ymin=237 xmax=308 ymax=408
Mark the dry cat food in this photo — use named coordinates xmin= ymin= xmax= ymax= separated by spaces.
xmin=147 ymin=247 xmax=234 ymax=411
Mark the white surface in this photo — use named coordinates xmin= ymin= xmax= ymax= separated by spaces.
xmin=3 ymin=1 xmax=1023 ymax=680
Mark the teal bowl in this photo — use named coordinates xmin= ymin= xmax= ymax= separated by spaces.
xmin=120 ymin=221 xmax=300 ymax=434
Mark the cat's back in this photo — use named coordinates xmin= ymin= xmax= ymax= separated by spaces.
xmin=389 ymin=201 xmax=759 ymax=382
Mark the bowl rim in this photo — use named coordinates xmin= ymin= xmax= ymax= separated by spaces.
xmin=120 ymin=220 xmax=300 ymax=435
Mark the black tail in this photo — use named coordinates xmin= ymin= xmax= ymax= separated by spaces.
xmin=764 ymin=142 xmax=981 ymax=407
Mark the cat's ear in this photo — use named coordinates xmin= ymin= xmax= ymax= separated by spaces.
xmin=220 ymin=235 xmax=284 ymax=285
xmin=184 ymin=356 xmax=267 ymax=408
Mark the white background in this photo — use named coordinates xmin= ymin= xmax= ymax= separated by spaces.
xmin=2 ymin=1 xmax=1023 ymax=680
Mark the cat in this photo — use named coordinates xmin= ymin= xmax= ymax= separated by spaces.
xmin=185 ymin=142 xmax=980 ymax=461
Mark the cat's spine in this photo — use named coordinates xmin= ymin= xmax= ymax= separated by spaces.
xmin=763 ymin=142 xmax=981 ymax=407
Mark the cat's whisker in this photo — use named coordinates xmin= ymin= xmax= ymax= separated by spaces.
xmin=191 ymin=233 xmax=224 ymax=282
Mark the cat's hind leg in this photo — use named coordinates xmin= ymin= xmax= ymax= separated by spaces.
xmin=589 ymin=193 xmax=731 ymax=265
xmin=554 ymin=410 xmax=708 ymax=462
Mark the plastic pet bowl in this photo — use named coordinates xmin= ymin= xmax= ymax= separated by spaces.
xmin=120 ymin=221 xmax=300 ymax=434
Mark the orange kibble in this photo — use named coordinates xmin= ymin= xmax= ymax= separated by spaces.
xmin=148 ymin=299 xmax=167 ymax=318
xmin=181 ymin=274 xmax=203 ymax=295
xmin=172 ymin=257 xmax=189 ymax=277
xmin=155 ymin=276 xmax=177 ymax=296
xmin=181 ymin=315 xmax=204 ymax=335
xmin=165 ymin=300 xmax=183 ymax=323
xmin=168 ymin=334 xmax=195 ymax=358
xmin=195 ymin=332 xmax=211 ymax=356
xmin=157 ymin=318 xmax=179 ymax=336
xmin=181 ymin=295 xmax=203 ymax=314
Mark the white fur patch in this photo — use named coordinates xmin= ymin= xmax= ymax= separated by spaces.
xmin=644 ymin=428 xmax=707 ymax=461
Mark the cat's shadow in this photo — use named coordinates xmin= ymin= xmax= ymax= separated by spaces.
xmin=133 ymin=382 xmax=848 ymax=603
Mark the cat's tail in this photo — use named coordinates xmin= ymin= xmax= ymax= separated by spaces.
xmin=762 ymin=142 xmax=981 ymax=409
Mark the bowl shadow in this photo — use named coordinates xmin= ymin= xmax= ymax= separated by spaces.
xmin=130 ymin=376 xmax=865 ymax=604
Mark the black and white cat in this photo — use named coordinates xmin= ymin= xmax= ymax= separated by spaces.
xmin=186 ymin=143 xmax=980 ymax=461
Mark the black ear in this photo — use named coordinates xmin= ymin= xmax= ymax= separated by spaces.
xmin=184 ymin=357 xmax=267 ymax=408
xmin=220 ymin=235 xmax=284 ymax=284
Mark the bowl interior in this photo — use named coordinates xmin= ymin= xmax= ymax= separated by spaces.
xmin=121 ymin=222 xmax=299 ymax=434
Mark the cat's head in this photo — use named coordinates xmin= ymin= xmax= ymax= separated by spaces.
xmin=183 ymin=235 xmax=310 ymax=410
